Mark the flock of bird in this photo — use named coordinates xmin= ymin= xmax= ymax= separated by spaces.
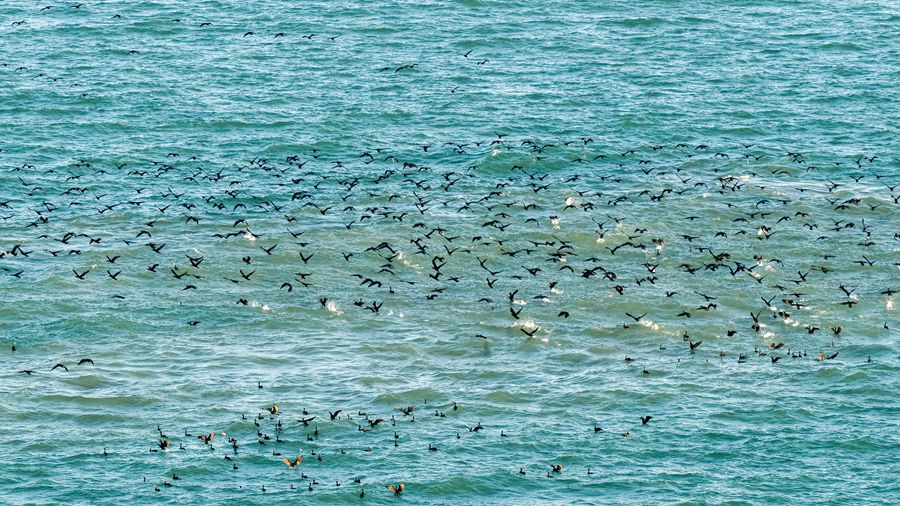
xmin=2 ymin=134 xmax=896 ymax=496
xmin=3 ymin=4 xmax=491 ymax=99
xmin=2 ymin=3 xmax=897 ymax=503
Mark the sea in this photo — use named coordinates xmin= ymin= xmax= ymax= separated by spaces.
xmin=0 ymin=1 xmax=898 ymax=504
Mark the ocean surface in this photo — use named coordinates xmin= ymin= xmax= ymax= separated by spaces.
xmin=1 ymin=1 xmax=898 ymax=504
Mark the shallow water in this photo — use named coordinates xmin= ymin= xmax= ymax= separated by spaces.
xmin=1 ymin=1 xmax=899 ymax=504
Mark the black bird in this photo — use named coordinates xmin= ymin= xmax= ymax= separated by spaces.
xmin=625 ymin=312 xmax=647 ymax=322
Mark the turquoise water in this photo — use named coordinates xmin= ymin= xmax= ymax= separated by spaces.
xmin=1 ymin=1 xmax=899 ymax=504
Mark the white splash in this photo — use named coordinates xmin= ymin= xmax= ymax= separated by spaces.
xmin=514 ymin=320 xmax=538 ymax=331
xmin=640 ymin=320 xmax=660 ymax=331
xmin=325 ymin=300 xmax=342 ymax=315
xmin=250 ymin=301 xmax=271 ymax=312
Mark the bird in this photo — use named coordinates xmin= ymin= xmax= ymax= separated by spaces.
xmin=51 ymin=363 xmax=68 ymax=372
xmin=625 ymin=312 xmax=647 ymax=322
xmin=641 ymin=416 xmax=653 ymax=425
xmin=386 ymin=483 xmax=405 ymax=495
xmin=281 ymin=456 xmax=303 ymax=468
